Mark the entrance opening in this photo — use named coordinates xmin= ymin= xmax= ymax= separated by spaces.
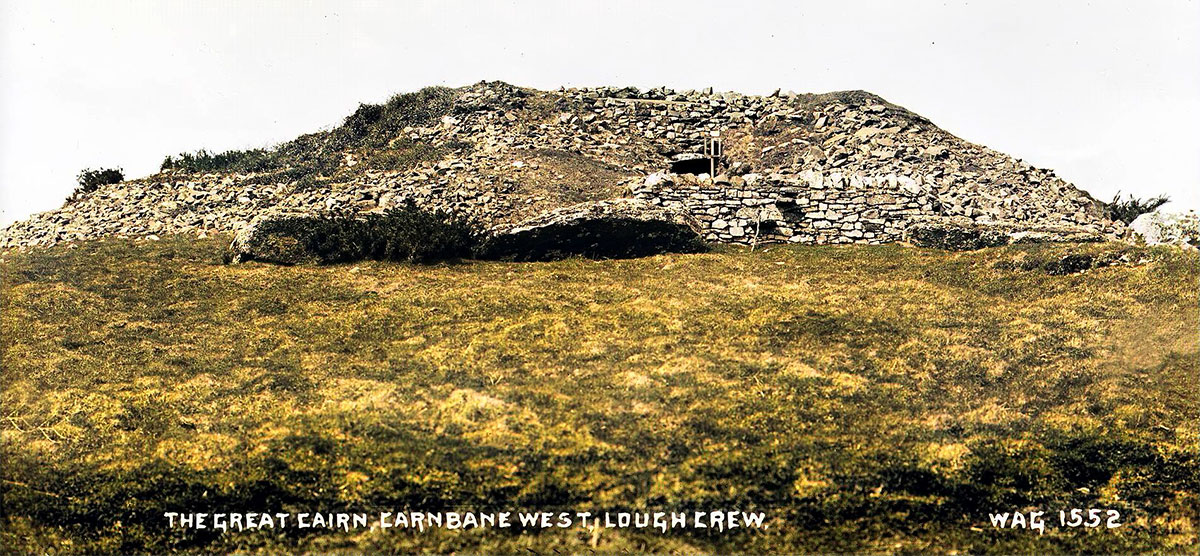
xmin=670 ymin=156 xmax=714 ymax=175
xmin=668 ymin=137 xmax=724 ymax=175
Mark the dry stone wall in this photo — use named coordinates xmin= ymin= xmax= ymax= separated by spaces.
xmin=633 ymin=170 xmax=936 ymax=245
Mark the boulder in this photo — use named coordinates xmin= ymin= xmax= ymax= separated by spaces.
xmin=228 ymin=209 xmax=332 ymax=264
xmin=1130 ymin=211 xmax=1200 ymax=249
xmin=483 ymin=199 xmax=706 ymax=261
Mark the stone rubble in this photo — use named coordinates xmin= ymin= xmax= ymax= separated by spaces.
xmin=1 ymin=81 xmax=1126 ymax=251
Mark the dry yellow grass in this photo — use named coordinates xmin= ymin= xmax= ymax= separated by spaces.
xmin=1 ymin=236 xmax=1196 ymax=553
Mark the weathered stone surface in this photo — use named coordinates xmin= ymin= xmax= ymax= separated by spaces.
xmin=904 ymin=216 xmax=1103 ymax=251
xmin=1131 ymin=211 xmax=1200 ymax=249
xmin=482 ymin=199 xmax=705 ymax=261
xmin=993 ymin=249 xmax=1149 ymax=275
xmin=228 ymin=209 xmax=335 ymax=265
xmin=905 ymin=218 xmax=1009 ymax=250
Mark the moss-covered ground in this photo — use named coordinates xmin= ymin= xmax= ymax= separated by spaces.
xmin=1 ymin=237 xmax=1196 ymax=553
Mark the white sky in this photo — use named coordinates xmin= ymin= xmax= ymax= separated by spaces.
xmin=2 ymin=0 xmax=1198 ymax=227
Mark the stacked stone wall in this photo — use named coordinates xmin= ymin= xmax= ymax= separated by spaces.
xmin=633 ymin=170 xmax=937 ymax=245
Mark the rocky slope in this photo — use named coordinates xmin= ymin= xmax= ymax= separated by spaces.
xmin=0 ymin=81 xmax=1124 ymax=250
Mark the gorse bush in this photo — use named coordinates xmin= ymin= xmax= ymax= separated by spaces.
xmin=74 ymin=167 xmax=124 ymax=195
xmin=357 ymin=202 xmax=482 ymax=262
xmin=160 ymin=148 xmax=279 ymax=174
xmin=1106 ymin=191 xmax=1170 ymax=224
xmin=330 ymin=87 xmax=457 ymax=150
xmin=244 ymin=201 xmax=483 ymax=265
xmin=342 ymin=103 xmax=387 ymax=140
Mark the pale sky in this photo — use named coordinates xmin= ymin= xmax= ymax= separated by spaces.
xmin=2 ymin=0 xmax=1198 ymax=227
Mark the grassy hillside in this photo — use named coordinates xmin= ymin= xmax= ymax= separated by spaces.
xmin=1 ymin=238 xmax=1196 ymax=553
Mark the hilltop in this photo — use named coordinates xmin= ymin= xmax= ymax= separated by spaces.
xmin=0 ymin=82 xmax=1124 ymax=253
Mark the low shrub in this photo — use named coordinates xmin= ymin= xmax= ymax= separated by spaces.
xmin=358 ymin=203 xmax=482 ymax=262
xmin=1106 ymin=191 xmax=1170 ymax=224
xmin=329 ymin=86 xmax=457 ymax=150
xmin=237 ymin=202 xmax=483 ymax=265
xmin=342 ymin=103 xmax=387 ymax=140
xmin=160 ymin=148 xmax=279 ymax=174
xmin=73 ymin=167 xmax=124 ymax=196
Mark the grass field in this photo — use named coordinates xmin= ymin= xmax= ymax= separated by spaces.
xmin=1 ymin=237 xmax=1196 ymax=553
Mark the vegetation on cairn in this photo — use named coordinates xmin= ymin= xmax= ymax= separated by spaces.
xmin=1 ymin=238 xmax=1197 ymax=553
xmin=160 ymin=149 xmax=277 ymax=174
xmin=72 ymin=167 xmax=124 ymax=198
xmin=238 ymin=202 xmax=484 ymax=265
xmin=1106 ymin=191 xmax=1171 ymax=224
xmin=159 ymin=86 xmax=460 ymax=182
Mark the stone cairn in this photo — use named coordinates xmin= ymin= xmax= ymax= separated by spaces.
xmin=1 ymin=81 xmax=1125 ymax=252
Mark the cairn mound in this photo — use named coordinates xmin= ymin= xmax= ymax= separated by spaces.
xmin=1 ymin=81 xmax=1124 ymax=253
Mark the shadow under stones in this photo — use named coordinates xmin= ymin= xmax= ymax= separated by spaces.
xmin=480 ymin=218 xmax=709 ymax=262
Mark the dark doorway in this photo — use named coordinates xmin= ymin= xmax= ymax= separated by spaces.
xmin=670 ymin=156 xmax=715 ymax=175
